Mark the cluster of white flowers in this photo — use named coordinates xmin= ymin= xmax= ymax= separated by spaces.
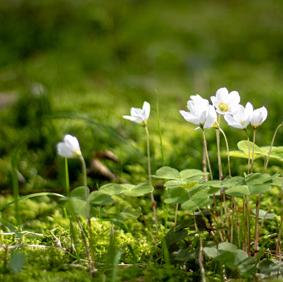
xmin=56 ymin=90 xmax=268 ymax=159
xmin=180 ymin=87 xmax=268 ymax=130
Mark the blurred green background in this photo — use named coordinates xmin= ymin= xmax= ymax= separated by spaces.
xmin=1 ymin=0 xmax=283 ymax=193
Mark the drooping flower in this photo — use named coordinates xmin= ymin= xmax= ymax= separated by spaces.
xmin=250 ymin=106 xmax=268 ymax=129
xmin=204 ymin=105 xmax=219 ymax=129
xmin=211 ymin=87 xmax=240 ymax=115
xmin=57 ymin=134 xmax=82 ymax=158
xmin=123 ymin=101 xmax=150 ymax=125
xmin=224 ymin=102 xmax=253 ymax=129
xmin=180 ymin=96 xmax=210 ymax=129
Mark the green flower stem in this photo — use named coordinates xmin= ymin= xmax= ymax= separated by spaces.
xmin=193 ymin=214 xmax=206 ymax=282
xmin=230 ymin=197 xmax=234 ymax=244
xmin=202 ymin=129 xmax=213 ymax=180
xmin=145 ymin=125 xmax=160 ymax=240
xmin=65 ymin=158 xmax=70 ymax=197
xmin=263 ymin=122 xmax=283 ymax=173
xmin=79 ymin=155 xmax=96 ymax=274
xmin=219 ymin=128 xmax=231 ymax=177
xmin=244 ymin=129 xmax=251 ymax=174
xmin=243 ymin=196 xmax=247 ymax=252
xmin=246 ymin=195 xmax=251 ymax=255
xmin=134 ymin=202 xmax=159 ymax=252
xmin=250 ymin=129 xmax=257 ymax=173
xmin=216 ymin=114 xmax=223 ymax=180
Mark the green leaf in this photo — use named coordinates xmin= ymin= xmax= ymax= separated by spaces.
xmin=222 ymin=176 xmax=245 ymax=187
xmin=248 ymin=184 xmax=272 ymax=195
xmin=225 ymin=185 xmax=250 ymax=197
xmin=65 ymin=197 xmax=87 ymax=217
xmin=218 ymin=241 xmax=238 ymax=252
xmin=238 ymin=140 xmax=262 ymax=154
xmin=165 ymin=229 xmax=188 ymax=246
xmin=229 ymin=150 xmax=262 ymax=160
xmin=0 ymin=192 xmax=65 ymax=211
xmin=99 ymin=183 xmax=126 ymax=195
xmin=123 ymin=185 xmax=154 ymax=197
xmin=9 ymin=252 xmax=26 ymax=274
xmin=153 ymin=166 xmax=181 ymax=179
xmin=180 ymin=169 xmax=208 ymax=180
xmin=203 ymin=246 xmax=218 ymax=259
xmin=173 ymin=249 xmax=198 ymax=261
xmin=250 ymin=209 xmax=275 ymax=219
xmin=181 ymin=181 xmax=199 ymax=190
xmin=70 ymin=186 xmax=89 ymax=200
xmin=245 ymin=173 xmax=276 ymax=185
xmin=164 ymin=187 xmax=190 ymax=204
xmin=164 ymin=180 xmax=187 ymax=189
xmin=181 ymin=197 xmax=213 ymax=211
xmin=88 ymin=191 xmax=114 ymax=205
xmin=271 ymin=177 xmax=283 ymax=187
xmin=119 ymin=210 xmax=140 ymax=219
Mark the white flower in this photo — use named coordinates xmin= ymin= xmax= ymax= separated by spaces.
xmin=57 ymin=134 xmax=82 ymax=158
xmin=211 ymin=87 xmax=240 ymax=115
xmin=190 ymin=94 xmax=210 ymax=106
xmin=224 ymin=102 xmax=253 ymax=129
xmin=180 ymin=97 xmax=210 ymax=130
xmin=204 ymin=105 xmax=219 ymax=129
xmin=250 ymin=106 xmax=268 ymax=129
xmin=123 ymin=101 xmax=150 ymax=125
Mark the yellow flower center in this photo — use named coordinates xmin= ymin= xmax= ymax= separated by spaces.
xmin=72 ymin=148 xmax=82 ymax=158
xmin=218 ymin=102 xmax=228 ymax=112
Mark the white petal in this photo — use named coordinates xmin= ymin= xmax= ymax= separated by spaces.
xmin=57 ymin=142 xmax=73 ymax=158
xmin=180 ymin=110 xmax=200 ymax=125
xmin=142 ymin=101 xmax=150 ymax=120
xmin=227 ymin=91 xmax=240 ymax=106
xmin=215 ymin=87 xmax=229 ymax=102
xmin=123 ymin=115 xmax=143 ymax=124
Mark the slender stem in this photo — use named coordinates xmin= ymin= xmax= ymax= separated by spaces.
xmin=219 ymin=128 xmax=231 ymax=177
xmin=243 ymin=196 xmax=247 ymax=252
xmin=246 ymin=195 xmax=251 ymax=255
xmin=77 ymin=217 xmax=93 ymax=276
xmin=244 ymin=129 xmax=251 ymax=174
xmin=65 ymin=158 xmax=70 ymax=197
xmin=145 ymin=125 xmax=160 ymax=240
xmin=254 ymin=193 xmax=261 ymax=256
xmin=230 ymin=197 xmax=234 ymax=244
xmin=263 ymin=122 xmax=283 ymax=173
xmin=250 ymin=129 xmax=257 ymax=173
xmin=134 ymin=203 xmax=159 ymax=252
xmin=79 ymin=156 xmax=96 ymax=273
xmin=216 ymin=115 xmax=223 ymax=180
xmin=174 ymin=204 xmax=179 ymax=226
xmin=234 ymin=197 xmax=241 ymax=248
xmin=193 ymin=214 xmax=206 ymax=282
xmin=202 ymin=129 xmax=213 ymax=180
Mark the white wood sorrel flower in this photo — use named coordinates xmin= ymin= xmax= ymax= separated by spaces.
xmin=224 ymin=102 xmax=253 ymax=129
xmin=211 ymin=87 xmax=240 ymax=115
xmin=57 ymin=134 xmax=82 ymax=158
xmin=180 ymin=95 xmax=210 ymax=130
xmin=250 ymin=106 xmax=268 ymax=129
xmin=123 ymin=101 xmax=150 ymax=125
xmin=204 ymin=105 xmax=219 ymax=129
